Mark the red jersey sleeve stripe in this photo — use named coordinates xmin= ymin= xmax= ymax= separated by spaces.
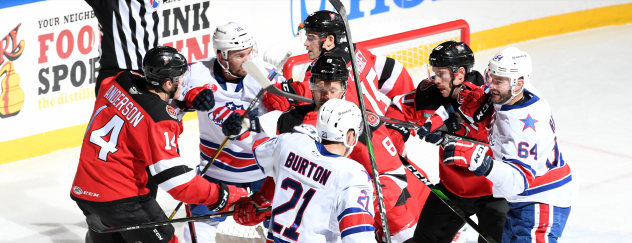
xmin=339 ymin=213 xmax=375 ymax=232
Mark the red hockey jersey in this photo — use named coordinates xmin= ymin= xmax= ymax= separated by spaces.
xmin=264 ymin=43 xmax=415 ymax=114
xmin=387 ymin=72 xmax=494 ymax=198
xmin=70 ymin=71 xmax=221 ymax=206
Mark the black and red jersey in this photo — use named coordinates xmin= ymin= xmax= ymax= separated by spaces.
xmin=265 ymin=43 xmax=415 ymax=115
xmin=70 ymin=71 xmax=220 ymax=206
xmin=387 ymin=71 xmax=494 ymax=198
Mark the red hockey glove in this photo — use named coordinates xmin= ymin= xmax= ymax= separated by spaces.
xmin=442 ymin=139 xmax=493 ymax=177
xmin=263 ymin=89 xmax=291 ymax=112
xmin=232 ymin=192 xmax=272 ymax=226
xmin=207 ymin=183 xmax=248 ymax=212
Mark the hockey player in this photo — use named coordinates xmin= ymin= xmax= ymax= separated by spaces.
xmin=451 ymin=47 xmax=576 ymax=243
xmin=263 ymin=10 xmax=415 ymax=113
xmin=70 ymin=46 xmax=248 ymax=243
xmin=176 ymin=22 xmax=285 ymax=242
xmin=385 ymin=41 xmax=508 ymax=243
xmin=268 ymin=54 xmax=428 ymax=242
xmin=245 ymin=98 xmax=377 ymax=243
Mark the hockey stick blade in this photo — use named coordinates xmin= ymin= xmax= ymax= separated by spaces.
xmin=243 ymin=60 xmax=313 ymax=104
xmin=97 ymin=206 xmax=272 ymax=233
xmin=328 ymin=0 xmax=391 ymax=241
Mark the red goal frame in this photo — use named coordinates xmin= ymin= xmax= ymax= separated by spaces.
xmin=281 ymin=19 xmax=470 ymax=80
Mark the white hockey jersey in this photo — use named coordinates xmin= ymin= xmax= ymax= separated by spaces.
xmin=178 ymin=56 xmax=284 ymax=183
xmin=485 ymin=89 xmax=577 ymax=207
xmin=253 ymin=133 xmax=377 ymax=243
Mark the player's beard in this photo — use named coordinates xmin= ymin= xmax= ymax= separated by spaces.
xmin=229 ymin=65 xmax=247 ymax=78
xmin=492 ymin=88 xmax=513 ymax=104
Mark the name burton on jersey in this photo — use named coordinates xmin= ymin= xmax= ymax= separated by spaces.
xmin=103 ymin=86 xmax=145 ymax=127
xmin=285 ymin=152 xmax=332 ymax=186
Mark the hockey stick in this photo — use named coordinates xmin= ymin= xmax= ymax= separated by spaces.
xmin=168 ymin=52 xmax=293 ymax=220
xmin=378 ymin=116 xmax=497 ymax=243
xmin=328 ymin=0 xmax=391 ymax=241
xmin=243 ymin=61 xmax=313 ymax=104
xmin=87 ymin=206 xmax=272 ymax=233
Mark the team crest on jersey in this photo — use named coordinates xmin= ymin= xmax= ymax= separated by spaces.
xmin=210 ymin=102 xmax=245 ymax=126
xmin=355 ymin=51 xmax=367 ymax=73
xmin=366 ymin=111 xmax=380 ymax=127
xmin=166 ymin=105 xmax=178 ymax=119
xmin=419 ymin=79 xmax=435 ymax=91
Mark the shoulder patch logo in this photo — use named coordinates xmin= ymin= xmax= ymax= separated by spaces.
xmin=419 ymin=79 xmax=435 ymax=91
xmin=166 ymin=105 xmax=178 ymax=119
xmin=366 ymin=111 xmax=380 ymax=127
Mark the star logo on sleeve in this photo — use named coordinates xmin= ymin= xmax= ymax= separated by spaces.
xmin=265 ymin=68 xmax=281 ymax=83
xmin=519 ymin=114 xmax=538 ymax=132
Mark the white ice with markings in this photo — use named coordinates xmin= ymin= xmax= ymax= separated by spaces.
xmin=1 ymin=24 xmax=631 ymax=243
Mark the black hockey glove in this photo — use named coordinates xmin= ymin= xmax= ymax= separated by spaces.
xmin=222 ymin=113 xmax=243 ymax=136
xmin=192 ymin=89 xmax=215 ymax=111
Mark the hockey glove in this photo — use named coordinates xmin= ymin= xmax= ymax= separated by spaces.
xmin=423 ymin=132 xmax=445 ymax=145
xmin=221 ymin=112 xmax=261 ymax=140
xmin=232 ymin=192 xmax=272 ymax=227
xmin=417 ymin=104 xmax=457 ymax=137
xmin=191 ymin=89 xmax=215 ymax=111
xmin=263 ymin=79 xmax=296 ymax=112
xmin=184 ymin=87 xmax=215 ymax=111
xmin=207 ymin=183 xmax=248 ymax=212
xmin=442 ymin=139 xmax=493 ymax=177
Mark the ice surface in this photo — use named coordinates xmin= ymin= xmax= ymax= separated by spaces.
xmin=1 ymin=24 xmax=631 ymax=242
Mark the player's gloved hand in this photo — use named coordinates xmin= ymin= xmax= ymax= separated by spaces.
xmin=207 ymin=183 xmax=248 ymax=212
xmin=443 ymin=104 xmax=461 ymax=133
xmin=184 ymin=87 xmax=215 ymax=111
xmin=423 ymin=132 xmax=445 ymax=145
xmin=191 ymin=89 xmax=215 ymax=111
xmin=222 ymin=112 xmax=261 ymax=140
xmin=417 ymin=104 xmax=453 ymax=137
xmin=232 ymin=192 xmax=272 ymax=226
xmin=263 ymin=79 xmax=296 ymax=112
xmin=442 ymin=139 xmax=493 ymax=177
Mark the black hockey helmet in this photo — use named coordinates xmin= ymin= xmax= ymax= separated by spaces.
xmin=429 ymin=41 xmax=474 ymax=75
xmin=310 ymin=55 xmax=349 ymax=92
xmin=143 ymin=46 xmax=188 ymax=86
xmin=303 ymin=10 xmax=347 ymax=49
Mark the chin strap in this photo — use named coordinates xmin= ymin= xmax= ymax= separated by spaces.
xmin=500 ymin=85 xmax=524 ymax=105
xmin=447 ymin=72 xmax=463 ymax=98
xmin=218 ymin=58 xmax=243 ymax=79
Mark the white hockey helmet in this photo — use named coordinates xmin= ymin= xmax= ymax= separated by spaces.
xmin=213 ymin=22 xmax=258 ymax=61
xmin=317 ymin=99 xmax=363 ymax=157
xmin=486 ymin=47 xmax=532 ymax=104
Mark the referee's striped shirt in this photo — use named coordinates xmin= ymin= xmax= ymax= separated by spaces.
xmin=85 ymin=0 xmax=161 ymax=73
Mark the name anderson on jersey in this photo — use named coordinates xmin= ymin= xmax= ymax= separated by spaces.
xmin=103 ymin=85 xmax=145 ymax=127
xmin=285 ymin=152 xmax=332 ymax=186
